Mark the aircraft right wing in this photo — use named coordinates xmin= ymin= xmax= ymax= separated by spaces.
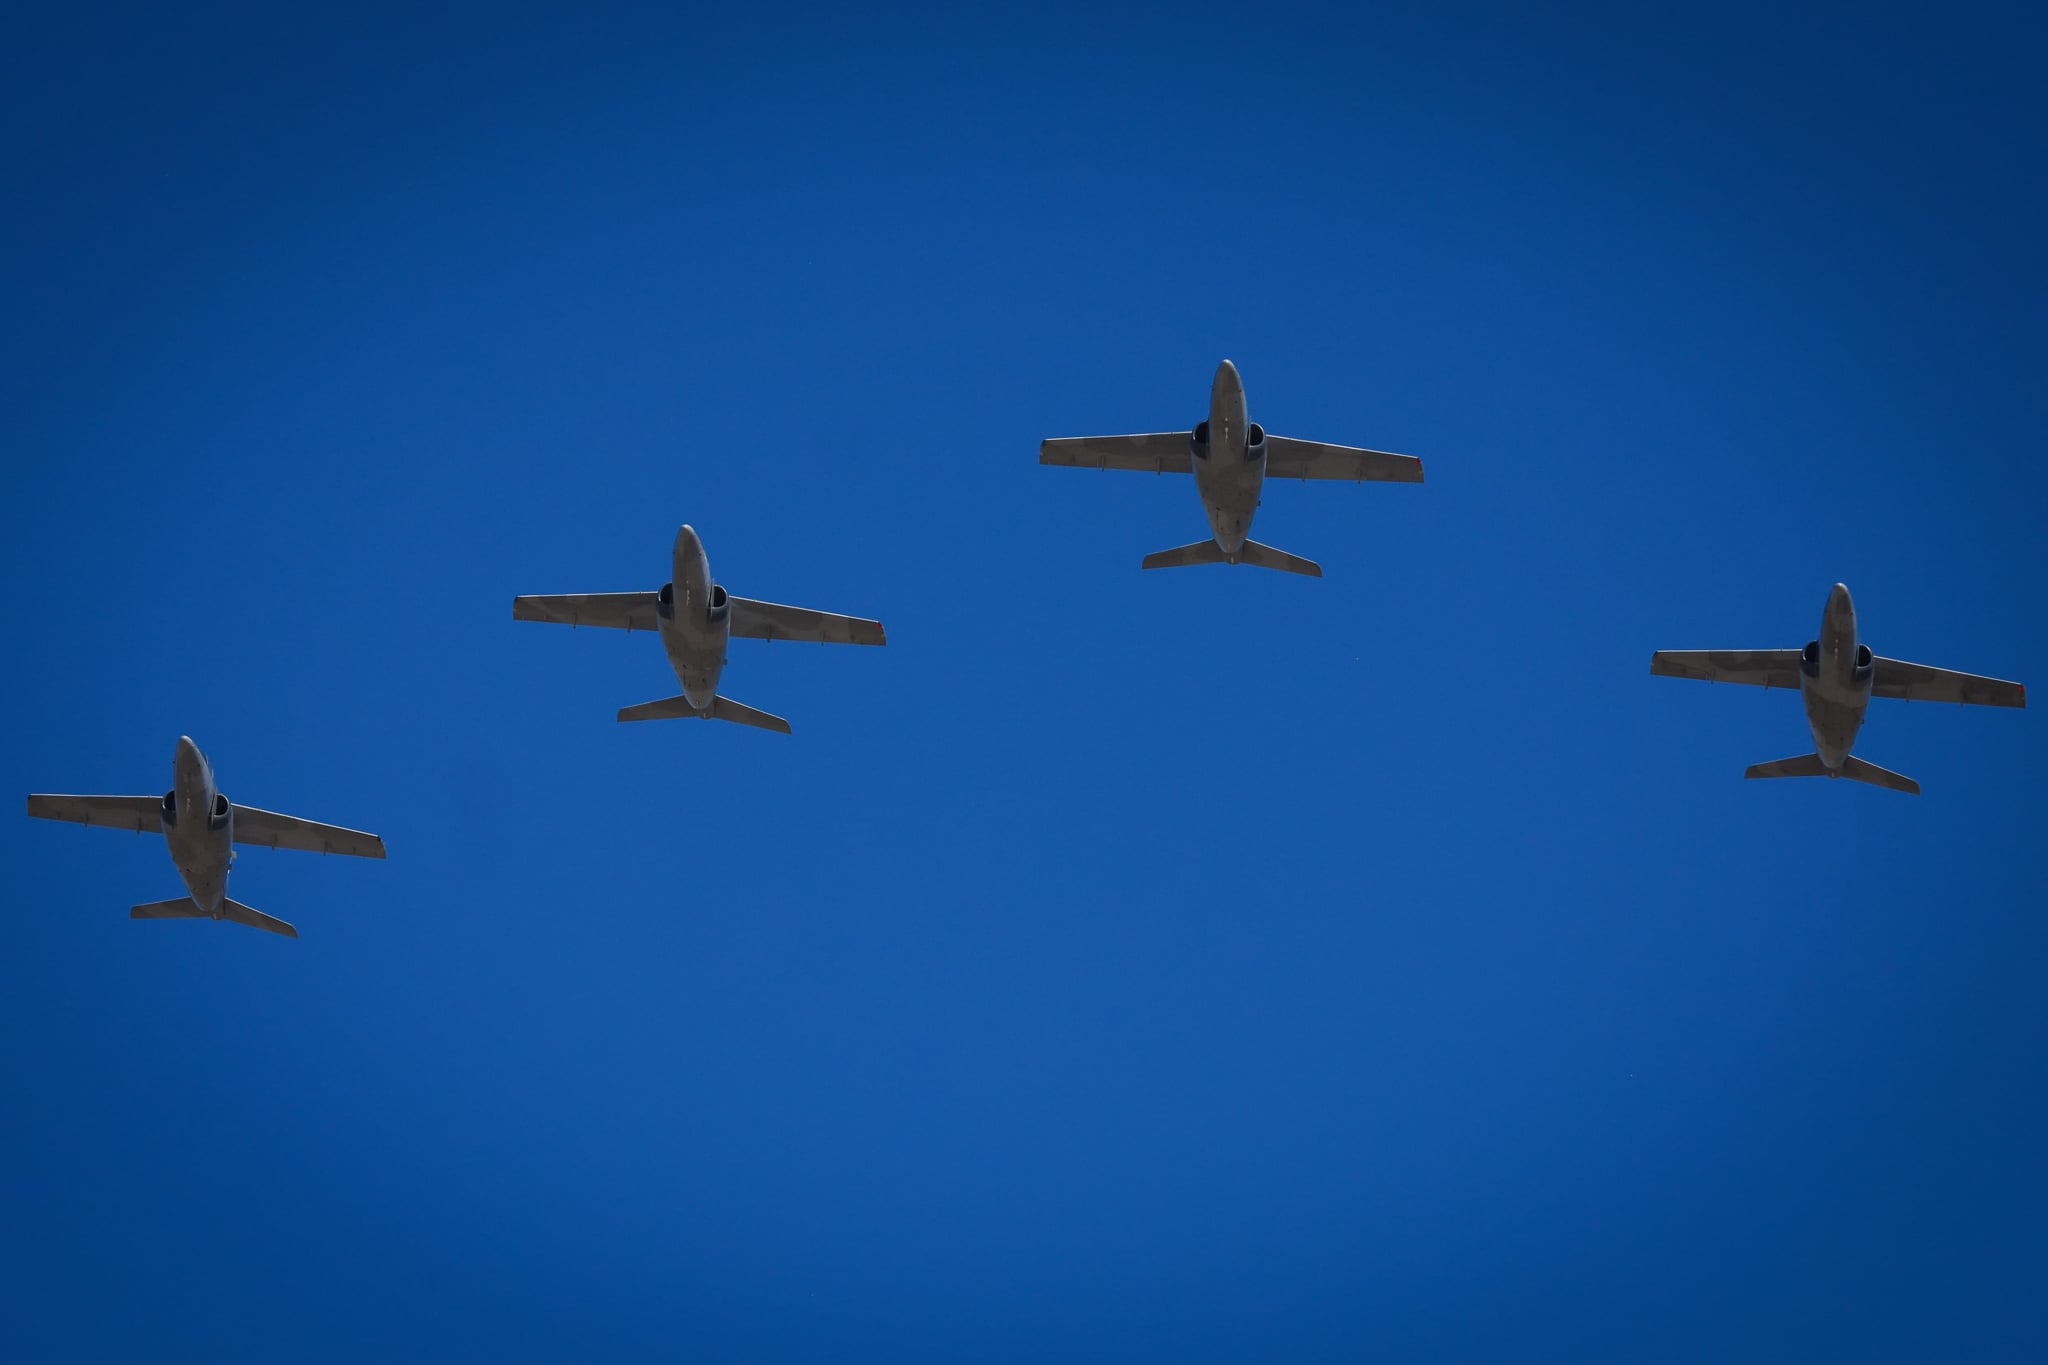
xmin=26 ymin=794 xmax=164 ymax=833
xmin=1039 ymin=433 xmax=1193 ymax=474
xmin=1870 ymin=658 xmax=2026 ymax=707
xmin=512 ymin=592 xmax=660 ymax=631
xmin=728 ymin=597 xmax=886 ymax=645
xmin=1264 ymin=435 xmax=1425 ymax=483
xmin=1649 ymin=649 xmax=1804 ymax=690
xmin=232 ymin=805 xmax=387 ymax=858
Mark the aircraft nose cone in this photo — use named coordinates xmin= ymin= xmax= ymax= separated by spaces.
xmin=674 ymin=524 xmax=701 ymax=553
xmin=1215 ymin=358 xmax=1240 ymax=384
xmin=176 ymin=735 xmax=200 ymax=762
xmin=1830 ymin=582 xmax=1853 ymax=611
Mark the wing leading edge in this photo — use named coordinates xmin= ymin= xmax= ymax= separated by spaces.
xmin=512 ymin=592 xmax=660 ymax=631
xmin=26 ymin=794 xmax=164 ymax=832
xmin=232 ymin=805 xmax=386 ymax=858
xmin=1871 ymin=658 xmax=2026 ymax=707
xmin=1264 ymin=435 xmax=1424 ymax=483
xmin=728 ymin=597 xmax=886 ymax=645
xmin=1039 ymin=433 xmax=1192 ymax=474
xmin=1649 ymin=649 xmax=1804 ymax=690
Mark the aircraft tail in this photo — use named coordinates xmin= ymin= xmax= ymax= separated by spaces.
xmin=616 ymin=694 xmax=792 ymax=734
xmin=130 ymin=896 xmax=298 ymax=937
xmin=1743 ymin=753 xmax=1920 ymax=795
xmin=1140 ymin=538 xmax=1322 ymax=577
xmin=1236 ymin=540 xmax=1324 ymax=577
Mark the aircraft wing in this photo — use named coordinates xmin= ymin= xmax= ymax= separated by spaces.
xmin=1039 ymin=433 xmax=1193 ymax=474
xmin=1265 ymin=435 xmax=1425 ymax=483
xmin=1871 ymin=658 xmax=2026 ymax=707
xmin=232 ymin=805 xmax=387 ymax=858
xmin=1650 ymin=649 xmax=1804 ymax=690
xmin=728 ymin=597 xmax=886 ymax=645
xmin=26 ymin=794 xmax=163 ymax=832
xmin=512 ymin=592 xmax=660 ymax=631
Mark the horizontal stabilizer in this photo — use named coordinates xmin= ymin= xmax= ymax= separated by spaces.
xmin=1140 ymin=540 xmax=1226 ymax=570
xmin=1837 ymin=756 xmax=1920 ymax=794
xmin=131 ymin=896 xmax=206 ymax=920
xmin=1236 ymin=540 xmax=1323 ymax=577
xmin=1743 ymin=752 xmax=1919 ymax=794
xmin=130 ymin=897 xmax=299 ymax=936
xmin=1743 ymin=753 xmax=1831 ymax=780
xmin=1138 ymin=539 xmax=1322 ymax=576
xmin=616 ymin=694 xmax=792 ymax=733
xmin=223 ymin=898 xmax=300 ymax=937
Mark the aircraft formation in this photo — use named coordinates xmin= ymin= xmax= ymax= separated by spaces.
xmin=24 ymin=360 xmax=2029 ymax=936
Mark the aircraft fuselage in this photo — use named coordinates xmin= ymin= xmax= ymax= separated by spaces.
xmin=167 ymin=736 xmax=233 ymax=915
xmin=1193 ymin=359 xmax=1265 ymax=557
xmin=1800 ymin=582 xmax=1873 ymax=770
xmin=658 ymin=524 xmax=731 ymax=711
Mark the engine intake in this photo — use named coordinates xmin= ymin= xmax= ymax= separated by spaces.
xmin=1245 ymin=422 xmax=1266 ymax=462
xmin=1854 ymin=642 xmax=1873 ymax=681
xmin=1190 ymin=421 xmax=1210 ymax=461
xmin=161 ymin=789 xmax=177 ymax=828
xmin=209 ymin=793 xmax=231 ymax=831
xmin=708 ymin=583 xmax=730 ymax=624
xmin=657 ymin=581 xmax=675 ymax=620
xmin=1800 ymin=640 xmax=1820 ymax=678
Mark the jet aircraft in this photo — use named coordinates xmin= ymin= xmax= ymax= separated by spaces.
xmin=1650 ymin=582 xmax=2025 ymax=793
xmin=26 ymin=736 xmax=387 ymax=937
xmin=1039 ymin=359 xmax=1424 ymax=577
xmin=513 ymin=524 xmax=886 ymax=734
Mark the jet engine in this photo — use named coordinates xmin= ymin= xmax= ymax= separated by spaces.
xmin=161 ymin=789 xmax=178 ymax=828
xmin=209 ymin=793 xmax=231 ymax=832
xmin=1801 ymin=640 xmax=1820 ymax=678
xmin=1853 ymin=642 xmax=1873 ymax=684
xmin=1245 ymin=422 xmax=1266 ymax=462
xmin=657 ymin=580 xmax=730 ymax=626
xmin=1190 ymin=421 xmax=1210 ymax=461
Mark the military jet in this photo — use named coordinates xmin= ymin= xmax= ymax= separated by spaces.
xmin=25 ymin=736 xmax=386 ymax=938
xmin=1650 ymin=582 xmax=2025 ymax=793
xmin=1039 ymin=358 xmax=1424 ymax=577
xmin=513 ymin=524 xmax=886 ymax=734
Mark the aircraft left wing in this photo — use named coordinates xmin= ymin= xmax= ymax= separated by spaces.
xmin=728 ymin=597 xmax=886 ymax=645
xmin=1265 ymin=435 xmax=1425 ymax=483
xmin=1650 ymin=649 xmax=1803 ymax=690
xmin=232 ymin=805 xmax=387 ymax=858
xmin=26 ymin=794 xmax=163 ymax=832
xmin=512 ymin=592 xmax=660 ymax=631
xmin=1039 ymin=433 xmax=1193 ymax=474
xmin=1871 ymin=658 xmax=2026 ymax=707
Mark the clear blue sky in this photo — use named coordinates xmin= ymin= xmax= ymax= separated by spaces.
xmin=5 ymin=4 xmax=2045 ymax=1360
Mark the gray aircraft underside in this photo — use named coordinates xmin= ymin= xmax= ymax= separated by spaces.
xmin=1650 ymin=582 xmax=2025 ymax=793
xmin=513 ymin=524 xmax=886 ymax=734
xmin=1039 ymin=358 xmax=1424 ymax=577
xmin=25 ymin=736 xmax=387 ymax=937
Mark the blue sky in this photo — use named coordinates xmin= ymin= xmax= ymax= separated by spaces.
xmin=4 ymin=4 xmax=2045 ymax=1360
